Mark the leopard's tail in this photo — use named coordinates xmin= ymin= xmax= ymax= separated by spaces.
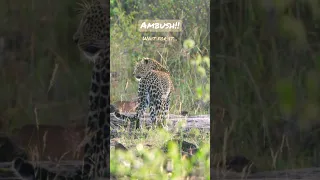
xmin=12 ymin=157 xmax=82 ymax=180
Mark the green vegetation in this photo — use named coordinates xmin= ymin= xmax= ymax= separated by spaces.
xmin=110 ymin=0 xmax=210 ymax=115
xmin=111 ymin=128 xmax=210 ymax=179
xmin=0 ymin=0 xmax=210 ymax=179
xmin=0 ymin=0 xmax=88 ymax=130
xmin=212 ymin=0 xmax=320 ymax=172
xmin=110 ymin=0 xmax=210 ymax=179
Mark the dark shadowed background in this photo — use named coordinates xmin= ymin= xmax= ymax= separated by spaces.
xmin=211 ymin=0 xmax=320 ymax=171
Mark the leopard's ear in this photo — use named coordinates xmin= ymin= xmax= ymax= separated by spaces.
xmin=97 ymin=0 xmax=109 ymax=11
xmin=143 ymin=58 xmax=149 ymax=64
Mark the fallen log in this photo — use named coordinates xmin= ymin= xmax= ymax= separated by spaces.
xmin=2 ymin=161 xmax=320 ymax=179
xmin=110 ymin=112 xmax=210 ymax=131
xmin=212 ymin=167 xmax=320 ymax=180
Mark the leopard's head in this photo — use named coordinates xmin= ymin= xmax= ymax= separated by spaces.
xmin=133 ymin=58 xmax=169 ymax=80
xmin=73 ymin=0 xmax=108 ymax=62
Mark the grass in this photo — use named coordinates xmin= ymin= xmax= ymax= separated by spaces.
xmin=110 ymin=127 xmax=210 ymax=179
xmin=109 ymin=0 xmax=210 ymax=178
xmin=0 ymin=0 xmax=210 ymax=179
xmin=211 ymin=0 xmax=320 ymax=173
xmin=0 ymin=0 xmax=90 ymax=131
xmin=3 ymin=0 xmax=320 ymax=178
xmin=4 ymin=0 xmax=320 ymax=178
xmin=110 ymin=0 xmax=210 ymax=116
xmin=5 ymin=0 xmax=320 ymax=178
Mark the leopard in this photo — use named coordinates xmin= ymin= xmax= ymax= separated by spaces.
xmin=116 ymin=57 xmax=174 ymax=129
xmin=12 ymin=0 xmax=110 ymax=179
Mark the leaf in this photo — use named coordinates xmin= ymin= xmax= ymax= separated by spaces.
xmin=280 ymin=15 xmax=307 ymax=48
xmin=195 ymin=54 xmax=202 ymax=65
xmin=275 ymin=77 xmax=296 ymax=116
xmin=197 ymin=66 xmax=206 ymax=77
xmin=196 ymin=87 xmax=203 ymax=98
xmin=203 ymin=56 xmax=210 ymax=67
xmin=183 ymin=39 xmax=195 ymax=49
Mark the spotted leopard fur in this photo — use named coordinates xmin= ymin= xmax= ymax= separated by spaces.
xmin=117 ymin=58 xmax=174 ymax=129
xmin=13 ymin=0 xmax=110 ymax=179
